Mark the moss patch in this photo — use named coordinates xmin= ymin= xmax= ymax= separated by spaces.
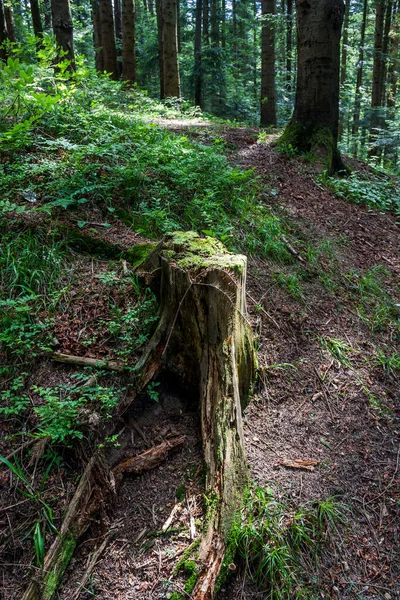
xmin=125 ymin=242 xmax=156 ymax=268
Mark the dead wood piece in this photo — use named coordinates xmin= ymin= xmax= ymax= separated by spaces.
xmin=22 ymin=454 xmax=114 ymax=600
xmin=52 ymin=352 xmax=125 ymax=372
xmin=71 ymin=534 xmax=110 ymax=600
xmin=112 ymin=436 xmax=185 ymax=479
xmin=162 ymin=502 xmax=183 ymax=533
xmin=282 ymin=235 xmax=305 ymax=262
xmin=281 ymin=459 xmax=320 ymax=472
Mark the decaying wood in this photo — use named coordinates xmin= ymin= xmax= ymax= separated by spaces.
xmin=112 ymin=436 xmax=185 ymax=480
xmin=137 ymin=231 xmax=257 ymax=599
xmin=22 ymin=454 xmax=114 ymax=600
xmin=52 ymin=352 xmax=125 ymax=372
xmin=281 ymin=459 xmax=320 ymax=472
xmin=22 ymin=231 xmax=255 ymax=600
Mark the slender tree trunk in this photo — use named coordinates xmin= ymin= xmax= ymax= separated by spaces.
xmin=286 ymin=0 xmax=292 ymax=89
xmin=30 ymin=0 xmax=44 ymax=50
xmin=203 ymin=0 xmax=209 ymax=42
xmin=387 ymin=1 xmax=399 ymax=113
xmin=148 ymin=0 xmax=154 ymax=16
xmin=162 ymin=0 xmax=181 ymax=96
xmin=0 ymin=0 xmax=9 ymax=60
xmin=340 ymin=0 xmax=350 ymax=85
xmin=122 ymin=0 xmax=136 ymax=83
xmin=260 ymin=0 xmax=276 ymax=126
xmin=156 ymin=0 xmax=165 ymax=97
xmin=381 ymin=0 xmax=393 ymax=104
xmin=371 ymin=0 xmax=386 ymax=107
xmin=5 ymin=5 xmax=15 ymax=42
xmin=280 ymin=0 xmax=346 ymax=173
xmin=51 ymin=0 xmax=75 ymax=68
xmin=91 ymin=0 xmax=104 ymax=72
xmin=114 ymin=0 xmax=123 ymax=76
xmin=194 ymin=0 xmax=203 ymax=106
xmin=352 ymin=0 xmax=368 ymax=154
xmin=99 ymin=0 xmax=118 ymax=79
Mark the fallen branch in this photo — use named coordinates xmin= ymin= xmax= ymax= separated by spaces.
xmin=112 ymin=436 xmax=185 ymax=480
xmin=52 ymin=352 xmax=125 ymax=372
xmin=282 ymin=236 xmax=305 ymax=263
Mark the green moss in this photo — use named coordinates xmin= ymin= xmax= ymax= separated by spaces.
xmin=56 ymin=223 xmax=124 ymax=258
xmin=184 ymin=569 xmax=199 ymax=594
xmin=170 ymin=593 xmax=184 ymax=600
xmin=173 ymin=538 xmax=201 ymax=575
xmin=43 ymin=533 xmax=77 ymax=599
xmin=163 ymin=231 xmax=246 ymax=276
xmin=175 ymin=483 xmax=186 ymax=502
xmin=125 ymin=242 xmax=156 ymax=268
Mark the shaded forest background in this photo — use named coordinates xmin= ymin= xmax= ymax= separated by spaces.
xmin=0 ymin=0 xmax=399 ymax=172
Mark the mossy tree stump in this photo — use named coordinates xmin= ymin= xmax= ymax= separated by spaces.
xmin=138 ymin=231 xmax=257 ymax=598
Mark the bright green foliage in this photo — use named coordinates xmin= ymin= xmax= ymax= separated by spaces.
xmin=230 ymin=484 xmax=346 ymax=599
xmin=319 ymin=172 xmax=400 ymax=217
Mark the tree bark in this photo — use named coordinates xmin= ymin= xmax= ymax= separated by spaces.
xmin=340 ymin=0 xmax=350 ymax=85
xmin=137 ymin=232 xmax=256 ymax=598
xmin=194 ymin=0 xmax=203 ymax=107
xmin=279 ymin=0 xmax=346 ymax=174
xmin=91 ymin=0 xmax=104 ymax=72
xmin=5 ymin=5 xmax=15 ymax=43
xmin=352 ymin=0 xmax=368 ymax=148
xmin=51 ymin=0 xmax=75 ymax=68
xmin=260 ymin=0 xmax=277 ymax=127
xmin=156 ymin=0 xmax=165 ymax=97
xmin=30 ymin=0 xmax=44 ymax=41
xmin=286 ymin=0 xmax=292 ymax=89
xmin=372 ymin=0 xmax=386 ymax=108
xmin=122 ymin=0 xmax=136 ymax=83
xmin=0 ymin=0 xmax=9 ymax=60
xmin=161 ymin=0 xmax=180 ymax=96
xmin=114 ymin=0 xmax=123 ymax=76
xmin=98 ymin=0 xmax=118 ymax=79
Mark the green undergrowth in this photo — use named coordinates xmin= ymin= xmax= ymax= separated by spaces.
xmin=0 ymin=56 xmax=292 ymax=264
xmin=318 ymin=171 xmax=400 ymax=218
xmin=229 ymin=483 xmax=347 ymax=600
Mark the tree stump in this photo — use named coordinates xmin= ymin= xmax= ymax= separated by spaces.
xmin=138 ymin=231 xmax=257 ymax=598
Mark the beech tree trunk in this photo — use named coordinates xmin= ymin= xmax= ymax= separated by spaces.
xmin=279 ymin=0 xmax=346 ymax=174
xmin=99 ymin=0 xmax=118 ymax=79
xmin=352 ymin=0 xmax=368 ymax=153
xmin=51 ymin=0 xmax=75 ymax=68
xmin=260 ymin=0 xmax=276 ymax=127
xmin=122 ymin=0 xmax=136 ymax=83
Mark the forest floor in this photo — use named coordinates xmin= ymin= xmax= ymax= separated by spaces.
xmin=1 ymin=110 xmax=399 ymax=600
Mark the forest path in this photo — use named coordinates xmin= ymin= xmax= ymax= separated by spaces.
xmin=158 ymin=121 xmax=400 ymax=599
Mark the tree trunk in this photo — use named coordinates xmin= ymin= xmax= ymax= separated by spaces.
xmin=51 ymin=0 xmax=75 ymax=68
xmin=91 ymin=0 xmax=104 ymax=72
xmin=352 ymin=0 xmax=368 ymax=149
xmin=279 ymin=0 xmax=346 ymax=174
xmin=286 ymin=0 xmax=292 ymax=89
xmin=0 ymin=0 xmax=9 ymax=60
xmin=340 ymin=0 xmax=350 ymax=85
xmin=156 ymin=0 xmax=165 ymax=97
xmin=381 ymin=0 xmax=393 ymax=104
xmin=99 ymin=0 xmax=118 ymax=79
xmin=122 ymin=0 xmax=136 ymax=83
xmin=4 ymin=5 xmax=15 ymax=43
xmin=114 ymin=0 xmax=123 ymax=76
xmin=371 ymin=0 xmax=386 ymax=107
xmin=30 ymin=0 xmax=44 ymax=40
xmin=260 ymin=0 xmax=276 ymax=127
xmin=203 ymin=0 xmax=209 ymax=42
xmin=210 ymin=0 xmax=219 ymax=46
xmin=194 ymin=0 xmax=203 ymax=107
xmin=162 ymin=0 xmax=180 ymax=96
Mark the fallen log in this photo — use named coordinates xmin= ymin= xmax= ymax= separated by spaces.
xmin=52 ymin=352 xmax=126 ymax=372
xmin=112 ymin=436 xmax=185 ymax=481
xmin=22 ymin=454 xmax=114 ymax=600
